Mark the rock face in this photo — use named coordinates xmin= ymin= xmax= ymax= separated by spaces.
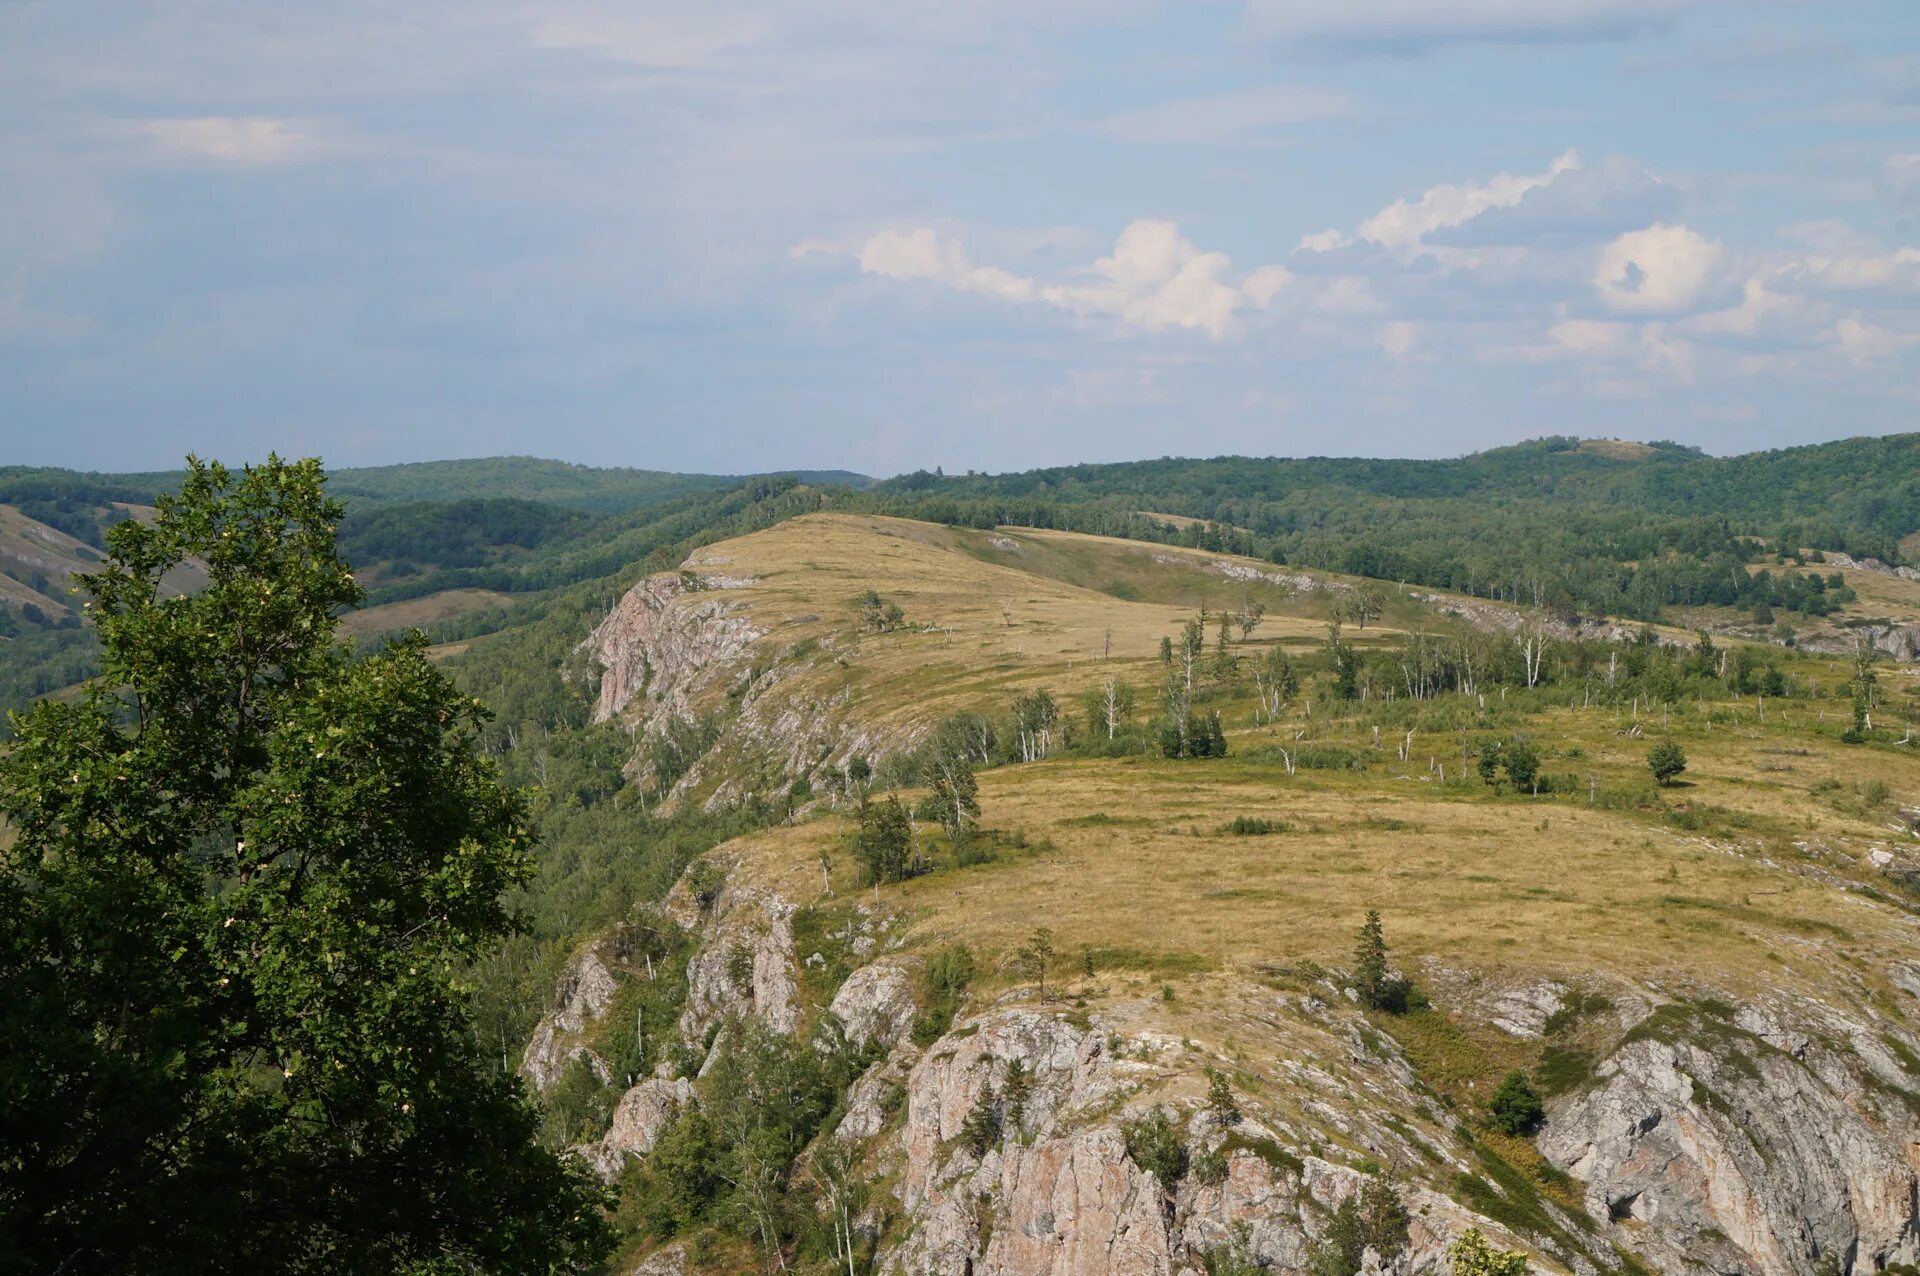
xmin=1540 ymin=1003 xmax=1920 ymax=1275
xmin=891 ymin=1011 xmax=1158 ymax=1276
xmin=521 ymin=946 xmax=619 ymax=1093
xmin=576 ymin=1077 xmax=697 ymax=1182
xmin=580 ymin=572 xmax=763 ymax=734
xmin=678 ymin=885 xmax=798 ymax=1044
xmin=828 ymin=960 xmax=917 ymax=1051
xmin=887 ymin=1010 xmax=1534 ymax=1276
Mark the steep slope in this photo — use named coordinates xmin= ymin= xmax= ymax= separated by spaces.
xmin=535 ymin=511 xmax=1920 ymax=1276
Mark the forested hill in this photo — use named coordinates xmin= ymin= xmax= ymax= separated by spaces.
xmin=0 ymin=456 xmax=873 ymax=521
xmin=858 ymin=434 xmax=1920 ymax=618
xmin=875 ymin=435 xmax=1920 ymax=557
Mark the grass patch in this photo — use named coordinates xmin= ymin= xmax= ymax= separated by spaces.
xmin=1219 ymin=815 xmax=1289 ymax=836
xmin=1220 ymin=1131 xmax=1305 ymax=1179
xmin=1083 ymin=945 xmax=1216 ymax=976
xmin=1054 ymin=812 xmax=1152 ymax=828
xmin=1536 ymin=1045 xmax=1597 ymax=1096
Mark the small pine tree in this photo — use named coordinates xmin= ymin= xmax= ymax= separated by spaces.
xmin=1354 ymin=910 xmax=1389 ymax=1011
xmin=1205 ymin=1068 xmax=1241 ymax=1125
xmin=1001 ymin=1060 xmax=1033 ymax=1133
xmin=1503 ymin=737 xmax=1540 ymax=794
xmin=1196 ymin=709 xmax=1228 ymax=758
xmin=1488 ymin=1070 xmax=1544 ymax=1135
xmin=1017 ymin=927 xmax=1055 ymax=1001
xmin=960 ymin=1088 xmax=1001 ymax=1156
xmin=1647 ymin=739 xmax=1687 ymax=786
xmin=853 ymin=795 xmax=913 ymax=884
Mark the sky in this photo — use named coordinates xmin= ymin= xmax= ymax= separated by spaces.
xmin=2 ymin=2 xmax=1917 ymax=478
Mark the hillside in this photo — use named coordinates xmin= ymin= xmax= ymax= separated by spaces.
xmin=467 ymin=508 xmax=1920 ymax=1276
xmin=7 ymin=446 xmax=1920 ymax=1272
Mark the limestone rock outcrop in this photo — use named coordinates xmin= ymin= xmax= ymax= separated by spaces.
xmin=828 ymin=959 xmax=917 ymax=1051
xmin=1540 ymin=1001 xmax=1920 ymax=1275
xmin=520 ymin=945 xmax=619 ymax=1093
xmin=575 ymin=1077 xmax=696 ymax=1182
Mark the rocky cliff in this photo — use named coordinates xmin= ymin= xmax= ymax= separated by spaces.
xmin=530 ymin=850 xmax=1920 ymax=1276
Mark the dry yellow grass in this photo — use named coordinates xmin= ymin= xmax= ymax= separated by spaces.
xmin=672 ymin=513 xmax=1919 ymax=1013
xmin=668 ymin=514 xmax=1912 ymax=1005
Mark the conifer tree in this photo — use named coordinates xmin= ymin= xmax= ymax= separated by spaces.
xmin=1354 ymin=910 xmax=1390 ymax=1011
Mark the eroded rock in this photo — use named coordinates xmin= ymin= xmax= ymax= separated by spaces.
xmin=521 ymin=946 xmax=619 ymax=1093
xmin=575 ymin=1077 xmax=696 ymax=1182
xmin=829 ymin=960 xmax=918 ymax=1051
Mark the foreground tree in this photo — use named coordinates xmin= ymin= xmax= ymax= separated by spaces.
xmin=0 ymin=458 xmax=611 ymax=1273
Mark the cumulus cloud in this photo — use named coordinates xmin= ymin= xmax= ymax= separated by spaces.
xmin=1245 ymin=0 xmax=1715 ymax=51
xmin=1594 ymin=223 xmax=1722 ymax=312
xmin=825 ymin=219 xmax=1290 ymax=338
xmin=1428 ymin=155 xmax=1681 ymax=247
xmin=1780 ymin=246 xmax=1920 ymax=296
xmin=1300 ymin=151 xmax=1580 ymax=255
xmin=131 ymin=117 xmax=316 ymax=165
xmin=1832 ymin=314 xmax=1917 ymax=366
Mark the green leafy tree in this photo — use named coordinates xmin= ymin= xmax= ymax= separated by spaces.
xmin=853 ymin=795 xmax=913 ymax=884
xmin=1122 ymin=1106 xmax=1189 ymax=1185
xmin=1488 ymin=1070 xmax=1545 ymax=1135
xmin=1205 ymin=1068 xmax=1241 ymax=1125
xmin=1647 ymin=739 xmax=1688 ymax=786
xmin=1503 ymin=737 xmax=1541 ymax=794
xmin=1477 ymin=738 xmax=1503 ymax=788
xmin=1308 ymin=1174 xmax=1410 ymax=1275
xmin=1353 ymin=910 xmax=1391 ymax=1011
xmin=924 ymin=734 xmax=981 ymax=842
xmin=1448 ymin=1228 xmax=1529 ymax=1276
xmin=0 ymin=457 xmax=611 ymax=1273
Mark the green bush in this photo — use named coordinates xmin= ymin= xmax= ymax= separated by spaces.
xmin=1488 ymin=1070 xmax=1545 ymax=1136
xmin=1122 ymin=1107 xmax=1189 ymax=1185
xmin=1648 ymin=740 xmax=1688 ymax=786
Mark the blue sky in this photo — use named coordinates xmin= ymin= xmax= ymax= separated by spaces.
xmin=2 ymin=1 xmax=1916 ymax=477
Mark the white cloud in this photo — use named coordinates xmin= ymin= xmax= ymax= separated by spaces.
xmin=132 ymin=117 xmax=316 ymax=165
xmin=1360 ymin=151 xmax=1581 ymax=250
xmin=1783 ymin=246 xmax=1920 ymax=295
xmin=1301 ymin=150 xmax=1580 ymax=254
xmin=1245 ymin=0 xmax=1715 ymax=50
xmin=1594 ymin=223 xmax=1722 ymax=312
xmin=1679 ymin=276 xmax=1801 ymax=338
xmin=1549 ymin=317 xmax=1634 ymax=354
xmin=829 ymin=219 xmax=1289 ymax=338
xmin=856 ymin=228 xmax=1034 ymax=302
xmin=1832 ymin=314 xmax=1916 ymax=366
xmin=1099 ymin=84 xmax=1353 ymax=144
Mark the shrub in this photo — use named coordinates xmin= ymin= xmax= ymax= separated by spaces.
xmin=1447 ymin=1228 xmax=1528 ymax=1276
xmin=911 ymin=944 xmax=974 ymax=1045
xmin=1308 ymin=1174 xmax=1409 ymax=1276
xmin=1648 ymin=740 xmax=1688 ymax=786
xmin=1488 ymin=1070 xmax=1544 ymax=1136
xmin=1122 ymin=1107 xmax=1189 ymax=1185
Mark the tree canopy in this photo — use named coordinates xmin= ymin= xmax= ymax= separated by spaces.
xmin=0 ymin=456 xmax=611 ymax=1273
